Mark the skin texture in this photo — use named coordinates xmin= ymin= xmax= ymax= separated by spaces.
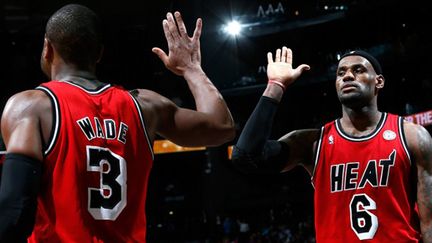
xmin=254 ymin=46 xmax=432 ymax=241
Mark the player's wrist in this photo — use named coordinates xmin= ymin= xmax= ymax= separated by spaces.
xmin=268 ymin=79 xmax=286 ymax=92
xmin=183 ymin=65 xmax=205 ymax=79
xmin=263 ymin=81 xmax=284 ymax=102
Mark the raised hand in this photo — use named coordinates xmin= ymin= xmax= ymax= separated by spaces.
xmin=267 ymin=46 xmax=310 ymax=87
xmin=152 ymin=11 xmax=202 ymax=76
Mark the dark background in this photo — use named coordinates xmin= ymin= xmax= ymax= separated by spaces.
xmin=1 ymin=0 xmax=432 ymax=242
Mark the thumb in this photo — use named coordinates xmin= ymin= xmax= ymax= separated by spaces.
xmin=152 ymin=47 xmax=169 ymax=65
xmin=298 ymin=64 xmax=310 ymax=72
xmin=295 ymin=64 xmax=310 ymax=74
xmin=292 ymin=64 xmax=310 ymax=80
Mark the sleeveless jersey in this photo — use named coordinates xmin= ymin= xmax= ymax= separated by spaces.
xmin=28 ymin=81 xmax=154 ymax=242
xmin=312 ymin=113 xmax=420 ymax=242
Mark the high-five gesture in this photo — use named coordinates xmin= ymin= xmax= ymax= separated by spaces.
xmin=267 ymin=46 xmax=310 ymax=87
xmin=152 ymin=11 xmax=202 ymax=76
xmin=264 ymin=46 xmax=310 ymax=101
xmin=136 ymin=11 xmax=234 ymax=147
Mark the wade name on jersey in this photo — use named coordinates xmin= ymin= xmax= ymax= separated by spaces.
xmin=330 ymin=150 xmax=395 ymax=193
xmin=77 ymin=116 xmax=129 ymax=144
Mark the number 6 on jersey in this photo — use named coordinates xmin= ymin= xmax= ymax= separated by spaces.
xmin=350 ymin=193 xmax=378 ymax=240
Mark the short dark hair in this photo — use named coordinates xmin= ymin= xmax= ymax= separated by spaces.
xmin=340 ymin=50 xmax=383 ymax=75
xmin=45 ymin=4 xmax=102 ymax=67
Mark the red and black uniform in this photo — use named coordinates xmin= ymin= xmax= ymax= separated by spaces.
xmin=312 ymin=113 xmax=421 ymax=242
xmin=0 ymin=135 xmax=5 ymax=164
xmin=28 ymin=81 xmax=154 ymax=242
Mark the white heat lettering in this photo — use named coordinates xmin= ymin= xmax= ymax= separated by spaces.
xmin=330 ymin=150 xmax=396 ymax=193
xmin=76 ymin=116 xmax=129 ymax=144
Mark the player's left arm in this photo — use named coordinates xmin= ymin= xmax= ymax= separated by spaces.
xmin=147 ymin=11 xmax=235 ymax=147
xmin=405 ymin=121 xmax=432 ymax=242
xmin=0 ymin=90 xmax=48 ymax=241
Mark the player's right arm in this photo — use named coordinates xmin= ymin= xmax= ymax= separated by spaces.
xmin=132 ymin=11 xmax=235 ymax=147
xmin=231 ymin=47 xmax=319 ymax=174
xmin=0 ymin=90 xmax=51 ymax=241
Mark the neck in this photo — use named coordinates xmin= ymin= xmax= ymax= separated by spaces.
xmin=51 ymin=64 xmax=97 ymax=81
xmin=340 ymin=106 xmax=382 ymax=135
xmin=50 ymin=63 xmax=105 ymax=89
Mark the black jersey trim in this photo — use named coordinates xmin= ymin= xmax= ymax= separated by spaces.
xmin=310 ymin=126 xmax=325 ymax=189
xmin=399 ymin=116 xmax=412 ymax=164
xmin=335 ymin=112 xmax=387 ymax=142
xmin=35 ymin=86 xmax=60 ymax=156
xmin=0 ymin=133 xmax=5 ymax=154
xmin=63 ymin=81 xmax=112 ymax=95
xmin=128 ymin=93 xmax=154 ymax=160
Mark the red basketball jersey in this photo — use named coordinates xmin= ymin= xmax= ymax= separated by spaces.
xmin=28 ymin=81 xmax=154 ymax=242
xmin=312 ymin=113 xmax=420 ymax=242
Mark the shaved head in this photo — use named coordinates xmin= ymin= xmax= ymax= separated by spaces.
xmin=45 ymin=4 xmax=103 ymax=68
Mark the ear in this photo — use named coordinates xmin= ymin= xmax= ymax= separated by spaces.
xmin=376 ymin=74 xmax=385 ymax=90
xmin=96 ymin=45 xmax=104 ymax=63
xmin=42 ymin=37 xmax=54 ymax=62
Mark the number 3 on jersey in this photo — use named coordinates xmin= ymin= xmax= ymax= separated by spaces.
xmin=350 ymin=193 xmax=378 ymax=240
xmin=86 ymin=146 xmax=127 ymax=220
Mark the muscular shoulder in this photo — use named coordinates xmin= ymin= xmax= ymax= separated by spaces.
xmin=129 ymin=88 xmax=177 ymax=141
xmin=278 ymin=128 xmax=321 ymax=172
xmin=2 ymin=89 xmax=51 ymax=122
xmin=403 ymin=120 xmax=432 ymax=169
xmin=279 ymin=129 xmax=321 ymax=142
xmin=1 ymin=89 xmax=51 ymax=159
xmin=129 ymin=89 xmax=175 ymax=111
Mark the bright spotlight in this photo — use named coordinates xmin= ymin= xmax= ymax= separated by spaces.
xmin=223 ymin=20 xmax=242 ymax=36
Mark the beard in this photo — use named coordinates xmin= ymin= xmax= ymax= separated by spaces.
xmin=338 ymin=92 xmax=369 ymax=109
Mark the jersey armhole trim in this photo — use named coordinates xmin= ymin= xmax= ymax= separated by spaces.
xmin=311 ymin=126 xmax=325 ymax=188
xmin=35 ymin=86 xmax=60 ymax=156
xmin=398 ymin=116 xmax=412 ymax=164
xmin=0 ymin=135 xmax=5 ymax=154
xmin=128 ymin=93 xmax=154 ymax=160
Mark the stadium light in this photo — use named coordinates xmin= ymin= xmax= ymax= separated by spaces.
xmin=223 ymin=20 xmax=242 ymax=36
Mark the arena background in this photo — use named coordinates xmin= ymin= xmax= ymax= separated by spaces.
xmin=1 ymin=0 xmax=431 ymax=242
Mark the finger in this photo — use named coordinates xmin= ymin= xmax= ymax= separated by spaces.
xmin=267 ymin=52 xmax=273 ymax=63
xmin=152 ymin=47 xmax=169 ymax=65
xmin=293 ymin=64 xmax=311 ymax=78
xmin=166 ymin=12 xmax=180 ymax=40
xmin=286 ymin=48 xmax=293 ymax=65
xmin=162 ymin=20 xmax=174 ymax=49
xmin=298 ymin=64 xmax=311 ymax=72
xmin=192 ymin=39 xmax=201 ymax=63
xmin=174 ymin=12 xmax=188 ymax=38
xmin=281 ymin=46 xmax=288 ymax=62
xmin=275 ymin=48 xmax=281 ymax=62
xmin=192 ymin=18 xmax=202 ymax=42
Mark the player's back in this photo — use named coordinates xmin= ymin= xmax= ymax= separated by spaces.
xmin=28 ymin=81 xmax=154 ymax=242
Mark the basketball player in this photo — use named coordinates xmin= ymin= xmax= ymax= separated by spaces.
xmin=0 ymin=4 xmax=234 ymax=242
xmin=232 ymin=47 xmax=432 ymax=242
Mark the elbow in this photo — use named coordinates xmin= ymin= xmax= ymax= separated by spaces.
xmin=225 ymin=125 xmax=236 ymax=142
xmin=219 ymin=115 xmax=236 ymax=143
xmin=221 ymin=118 xmax=236 ymax=142
xmin=209 ymin=124 xmax=236 ymax=146
xmin=230 ymin=146 xmax=259 ymax=174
